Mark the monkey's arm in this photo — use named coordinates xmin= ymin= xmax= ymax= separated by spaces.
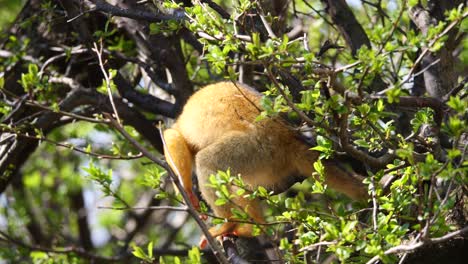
xmin=163 ymin=128 xmax=199 ymax=209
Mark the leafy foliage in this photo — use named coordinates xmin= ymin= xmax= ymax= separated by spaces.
xmin=0 ymin=0 xmax=466 ymax=263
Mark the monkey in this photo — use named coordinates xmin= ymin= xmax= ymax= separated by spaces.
xmin=163 ymin=81 xmax=368 ymax=248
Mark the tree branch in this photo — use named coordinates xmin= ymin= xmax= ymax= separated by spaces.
xmin=70 ymin=187 xmax=93 ymax=250
xmin=338 ymin=113 xmax=396 ymax=168
xmin=84 ymin=0 xmax=185 ymax=22
xmin=320 ymin=0 xmax=387 ymax=91
xmin=366 ymin=226 xmax=468 ymax=264
xmin=370 ymin=95 xmax=447 ymax=126
xmin=0 ymin=230 xmax=122 ymax=262
xmin=114 ymin=73 xmax=177 ymax=118
xmin=320 ymin=0 xmax=370 ymax=55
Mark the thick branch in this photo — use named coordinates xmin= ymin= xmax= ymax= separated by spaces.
xmin=0 ymin=86 xmax=97 ymax=193
xmin=86 ymin=0 xmax=184 ymax=22
xmin=114 ymin=73 xmax=177 ymax=118
xmin=408 ymin=5 xmax=462 ymax=98
xmin=366 ymin=226 xmax=468 ymax=264
xmin=201 ymin=0 xmax=230 ymax=19
xmin=10 ymin=178 xmax=49 ymax=246
xmin=339 ymin=113 xmax=396 ymax=168
xmin=371 ymin=95 xmax=447 ymax=126
xmin=320 ymin=0 xmax=387 ymax=91
xmin=70 ymin=187 xmax=93 ymax=251
xmin=320 ymin=0 xmax=370 ymax=55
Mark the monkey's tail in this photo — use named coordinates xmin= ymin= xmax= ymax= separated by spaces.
xmin=322 ymin=160 xmax=369 ymax=201
xmin=163 ymin=128 xmax=194 ymax=197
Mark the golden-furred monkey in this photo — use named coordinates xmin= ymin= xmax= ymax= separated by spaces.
xmin=163 ymin=82 xmax=367 ymax=247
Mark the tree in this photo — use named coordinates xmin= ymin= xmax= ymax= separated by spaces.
xmin=0 ymin=0 xmax=466 ymax=263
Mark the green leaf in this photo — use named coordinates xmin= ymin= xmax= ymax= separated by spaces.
xmin=311 ymin=180 xmax=325 ymax=194
xmin=335 ymin=246 xmax=351 ymax=261
xmin=215 ymin=198 xmax=227 ymax=206
xmin=357 ymin=103 xmax=371 ymax=115
xmin=154 ymin=192 xmax=167 ymax=200
xmin=258 ymin=186 xmax=268 ymax=197
xmin=322 ymin=222 xmax=339 ymax=239
xmin=188 ymin=247 xmax=202 ymax=263
xmin=132 ymin=245 xmax=147 ymax=260
xmin=313 ymin=160 xmax=325 ymax=176
xmin=386 ymin=87 xmax=401 ymax=103
xmin=447 ymin=96 xmax=466 ymax=113
xmin=30 ymin=251 xmax=49 ymax=261
xmin=147 ymin=241 xmax=153 ymax=259
xmin=446 ymin=116 xmax=463 ymax=137
xmin=342 ymin=220 xmax=358 ymax=235
xmin=354 ymin=139 xmax=370 ymax=148
xmin=236 ymin=188 xmax=245 ymax=196
xmin=408 ymin=0 xmax=419 ymax=7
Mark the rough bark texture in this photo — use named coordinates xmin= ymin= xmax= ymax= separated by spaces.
xmin=409 ymin=4 xmax=459 ymax=98
xmin=320 ymin=0 xmax=387 ymax=92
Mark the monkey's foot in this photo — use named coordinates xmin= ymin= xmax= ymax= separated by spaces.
xmin=199 ymin=214 xmax=208 ymax=221
xmin=198 ymin=232 xmax=239 ymax=249
xmin=198 ymin=222 xmax=252 ymax=249
xmin=199 ymin=236 xmax=209 ymax=249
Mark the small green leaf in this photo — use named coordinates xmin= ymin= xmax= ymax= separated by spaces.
xmin=147 ymin=241 xmax=153 ymax=259
xmin=132 ymin=246 xmax=147 ymax=260
xmin=188 ymin=247 xmax=202 ymax=263
xmin=447 ymin=96 xmax=466 ymax=113
xmin=215 ymin=198 xmax=227 ymax=206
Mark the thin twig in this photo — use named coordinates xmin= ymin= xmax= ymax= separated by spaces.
xmin=443 ymin=76 xmax=468 ymax=102
xmin=370 ymin=174 xmax=378 ymax=232
xmin=259 ymin=13 xmax=277 ymax=39
xmin=98 ymin=205 xmax=189 ymax=211
xmin=1 ymin=76 xmax=108 ymax=125
xmin=93 ymin=42 xmax=122 ymax=124
xmin=39 ymin=47 xmax=87 ymax=77
xmin=0 ymin=230 xmax=122 ymax=262
xmin=264 ymin=66 xmax=320 ymax=128
xmin=0 ymin=129 xmax=143 ymax=160
xmin=300 ymin=241 xmax=337 ymax=252
xmin=386 ymin=10 xmax=468 ymax=92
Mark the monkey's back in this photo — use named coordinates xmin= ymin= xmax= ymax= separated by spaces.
xmin=174 ymin=82 xmax=311 ymax=192
xmin=174 ymin=82 xmax=294 ymax=153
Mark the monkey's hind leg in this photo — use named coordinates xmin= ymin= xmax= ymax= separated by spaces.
xmin=163 ymin=128 xmax=200 ymax=209
xmin=198 ymin=196 xmax=265 ymax=248
xmin=195 ymin=132 xmax=266 ymax=247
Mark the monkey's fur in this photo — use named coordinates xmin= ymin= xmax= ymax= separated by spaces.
xmin=163 ymin=82 xmax=367 ymax=246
